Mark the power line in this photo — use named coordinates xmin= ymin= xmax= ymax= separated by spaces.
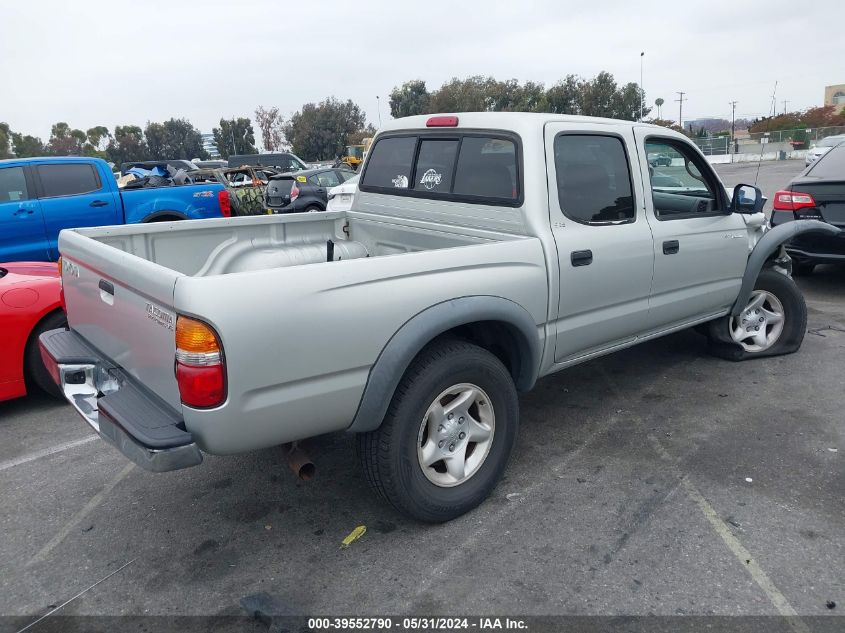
xmin=675 ymin=91 xmax=686 ymax=129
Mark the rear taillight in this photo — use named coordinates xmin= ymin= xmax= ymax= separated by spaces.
xmin=773 ymin=190 xmax=816 ymax=212
xmin=175 ymin=315 xmax=226 ymax=408
xmin=218 ymin=190 xmax=231 ymax=217
xmin=290 ymin=184 xmax=300 ymax=201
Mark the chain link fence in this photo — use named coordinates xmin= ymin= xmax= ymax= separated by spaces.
xmin=690 ymin=125 xmax=845 ymax=156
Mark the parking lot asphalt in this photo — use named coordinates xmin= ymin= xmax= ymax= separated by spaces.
xmin=1 ymin=161 xmax=842 ymax=626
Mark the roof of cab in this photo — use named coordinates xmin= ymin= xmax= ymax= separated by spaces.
xmin=379 ymin=111 xmax=674 ymax=135
xmin=0 ymin=155 xmax=107 ymax=166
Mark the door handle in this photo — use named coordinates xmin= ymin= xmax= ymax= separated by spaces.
xmin=90 ymin=200 xmax=109 ymax=207
xmin=663 ymin=240 xmax=680 ymax=255
xmin=570 ymin=249 xmax=593 ymax=267
xmin=13 ymin=207 xmax=34 ymax=216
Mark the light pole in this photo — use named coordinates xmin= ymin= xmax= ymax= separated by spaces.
xmin=376 ymin=96 xmax=382 ymax=128
xmin=640 ymin=52 xmax=645 ymax=121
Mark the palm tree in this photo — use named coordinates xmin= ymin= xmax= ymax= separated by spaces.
xmin=655 ymin=98 xmax=664 ymax=119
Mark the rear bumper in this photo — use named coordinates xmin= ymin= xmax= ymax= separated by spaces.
xmin=38 ymin=328 xmax=202 ymax=472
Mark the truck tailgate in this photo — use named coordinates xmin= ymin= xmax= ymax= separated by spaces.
xmin=60 ymin=228 xmax=183 ymax=411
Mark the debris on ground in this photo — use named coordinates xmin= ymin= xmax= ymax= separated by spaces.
xmin=506 ymin=493 xmax=522 ymax=501
xmin=745 ymin=478 xmax=753 ymax=483
xmin=340 ymin=525 xmax=366 ymax=549
xmin=826 ymin=600 xmax=836 ymax=610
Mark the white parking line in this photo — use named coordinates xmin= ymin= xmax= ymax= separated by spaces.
xmin=647 ymin=435 xmax=809 ymax=633
xmin=0 ymin=435 xmax=98 ymax=472
xmin=27 ymin=462 xmax=135 ymax=567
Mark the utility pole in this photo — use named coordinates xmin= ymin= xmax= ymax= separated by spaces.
xmin=782 ymin=100 xmax=789 ymax=115
xmin=376 ymin=96 xmax=382 ymax=128
xmin=729 ymin=101 xmax=737 ymax=163
xmin=640 ymin=52 xmax=645 ymax=121
xmin=675 ymin=91 xmax=686 ymax=130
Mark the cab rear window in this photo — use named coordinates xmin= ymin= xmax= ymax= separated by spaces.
xmin=361 ymin=133 xmax=520 ymax=205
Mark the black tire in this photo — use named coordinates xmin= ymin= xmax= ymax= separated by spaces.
xmin=304 ymin=205 xmax=322 ymax=213
xmin=357 ymin=337 xmax=519 ymax=522
xmin=707 ymin=269 xmax=807 ymax=361
xmin=25 ymin=311 xmax=67 ymax=398
xmin=791 ymin=261 xmax=816 ymax=276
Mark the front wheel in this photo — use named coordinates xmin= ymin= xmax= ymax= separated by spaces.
xmin=707 ymin=269 xmax=807 ymax=361
xmin=357 ymin=338 xmax=519 ymax=522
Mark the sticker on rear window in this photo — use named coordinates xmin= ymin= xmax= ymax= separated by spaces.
xmin=392 ymin=174 xmax=408 ymax=188
xmin=419 ymin=169 xmax=443 ymax=190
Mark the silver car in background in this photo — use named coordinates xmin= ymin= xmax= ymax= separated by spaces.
xmin=805 ymin=134 xmax=845 ymax=166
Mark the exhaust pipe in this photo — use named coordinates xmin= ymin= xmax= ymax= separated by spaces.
xmin=285 ymin=443 xmax=315 ymax=481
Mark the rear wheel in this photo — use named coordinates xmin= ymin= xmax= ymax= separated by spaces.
xmin=25 ymin=311 xmax=67 ymax=398
xmin=707 ymin=269 xmax=806 ymax=361
xmin=304 ymin=205 xmax=322 ymax=213
xmin=357 ymin=338 xmax=519 ymax=522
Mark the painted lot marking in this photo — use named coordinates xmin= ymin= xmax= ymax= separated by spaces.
xmin=27 ymin=462 xmax=135 ymax=567
xmin=0 ymin=435 xmax=97 ymax=472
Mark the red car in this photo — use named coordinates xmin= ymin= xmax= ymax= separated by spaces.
xmin=0 ymin=261 xmax=66 ymax=402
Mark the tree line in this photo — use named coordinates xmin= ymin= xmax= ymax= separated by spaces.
xmin=21 ymin=70 xmax=820 ymax=165
xmin=389 ymin=73 xmax=648 ymax=121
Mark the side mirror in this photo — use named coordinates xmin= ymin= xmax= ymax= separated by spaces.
xmin=731 ymin=184 xmax=765 ymax=214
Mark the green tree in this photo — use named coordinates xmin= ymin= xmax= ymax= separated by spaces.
xmin=614 ymin=82 xmax=651 ymax=120
xmin=545 ymin=75 xmax=582 ymax=114
xmin=348 ymin=124 xmax=377 ymax=145
xmin=106 ymin=125 xmax=150 ymax=166
xmin=283 ymin=97 xmax=367 ymax=161
xmin=429 ymin=76 xmax=496 ymax=112
xmin=0 ymin=122 xmax=11 ymax=158
xmin=11 ymin=132 xmax=46 ymax=157
xmin=213 ymin=117 xmax=257 ymax=159
xmin=389 ymin=80 xmax=431 ymax=118
xmin=47 ymin=122 xmax=87 ymax=155
xmin=145 ymin=118 xmax=208 ymax=160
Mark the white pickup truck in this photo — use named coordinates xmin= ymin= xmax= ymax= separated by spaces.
xmin=41 ymin=113 xmax=839 ymax=522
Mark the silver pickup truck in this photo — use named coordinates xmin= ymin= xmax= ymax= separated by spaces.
xmin=41 ymin=113 xmax=839 ymax=522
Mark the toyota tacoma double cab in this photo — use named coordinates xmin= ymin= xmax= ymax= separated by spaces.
xmin=40 ymin=113 xmax=839 ymax=522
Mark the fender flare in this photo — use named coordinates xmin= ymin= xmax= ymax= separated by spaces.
xmin=731 ymin=219 xmax=841 ymax=316
xmin=346 ymin=296 xmax=542 ymax=434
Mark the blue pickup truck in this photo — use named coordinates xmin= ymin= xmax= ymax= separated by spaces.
xmin=0 ymin=156 xmax=228 ymax=262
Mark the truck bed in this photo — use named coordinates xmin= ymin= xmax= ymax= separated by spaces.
xmin=65 ymin=210 xmax=516 ymax=277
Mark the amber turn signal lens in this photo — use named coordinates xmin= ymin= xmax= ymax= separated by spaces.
xmin=176 ymin=316 xmax=220 ymax=354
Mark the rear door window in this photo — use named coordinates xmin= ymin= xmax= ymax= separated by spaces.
xmin=413 ymin=139 xmax=458 ymax=193
xmin=554 ymin=135 xmax=635 ymax=224
xmin=37 ymin=164 xmax=101 ymax=197
xmin=0 ymin=166 xmax=30 ymax=202
xmin=452 ymin=137 xmax=518 ymax=200
xmin=362 ymin=136 xmax=417 ymax=189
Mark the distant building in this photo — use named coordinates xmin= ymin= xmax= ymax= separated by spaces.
xmin=201 ymin=133 xmax=220 ymax=159
xmin=824 ymin=84 xmax=845 ymax=107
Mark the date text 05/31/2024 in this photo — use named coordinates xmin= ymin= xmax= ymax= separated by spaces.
xmin=307 ymin=617 xmax=528 ymax=630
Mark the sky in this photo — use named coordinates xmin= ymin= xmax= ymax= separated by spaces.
xmin=2 ymin=0 xmax=843 ymax=144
